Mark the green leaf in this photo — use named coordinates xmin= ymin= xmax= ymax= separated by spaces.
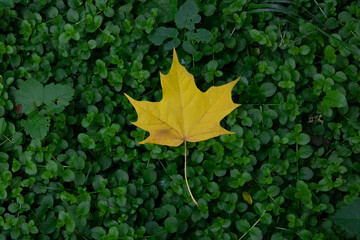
xmin=108 ymin=226 xmax=119 ymax=238
xmin=174 ymin=0 xmax=201 ymax=30
xmin=164 ymin=38 xmax=181 ymax=50
xmin=299 ymin=167 xmax=314 ymax=180
xmin=325 ymin=17 xmax=339 ymax=29
xmin=0 ymin=118 xmax=6 ymax=132
xmin=164 ymin=216 xmax=178 ymax=233
xmin=322 ymin=90 xmax=347 ymax=108
xmin=41 ymin=195 xmax=54 ymax=208
xmin=235 ymin=219 xmax=250 ymax=232
xmin=23 ymin=115 xmax=50 ymax=140
xmin=297 ymin=229 xmax=313 ymax=240
xmin=59 ymin=33 xmax=71 ymax=45
xmin=191 ymin=150 xmax=204 ymax=164
xmin=322 ymin=64 xmax=335 ymax=77
xmin=15 ymin=79 xmax=43 ymax=114
xmin=207 ymin=182 xmax=219 ymax=192
xmin=0 ymin=185 xmax=7 ymax=200
xmin=333 ymin=199 xmax=360 ymax=233
xmin=39 ymin=217 xmax=57 ymax=234
xmin=148 ymin=27 xmax=178 ymax=45
xmin=267 ymin=185 xmax=280 ymax=197
xmin=0 ymin=0 xmax=14 ymax=8
xmin=10 ymin=229 xmax=20 ymax=239
xmin=62 ymin=169 xmax=75 ymax=182
xmin=254 ymin=203 xmax=266 ymax=215
xmin=43 ymin=83 xmax=75 ymax=107
xmin=182 ymin=41 xmax=196 ymax=54
xmin=299 ymin=145 xmax=313 ymax=159
xmin=261 ymin=213 xmax=273 ymax=225
xmin=324 ymin=45 xmax=336 ymax=63
xmin=66 ymin=220 xmax=75 ymax=233
xmin=77 ymin=201 xmax=91 ymax=216
xmin=46 ymin=6 xmax=58 ymax=18
xmin=46 ymin=160 xmax=58 ymax=173
xmin=299 ymin=45 xmax=311 ymax=55
xmin=297 ymin=133 xmax=310 ymax=145
xmin=247 ymin=138 xmax=260 ymax=151
xmin=8 ymin=203 xmax=19 ymax=213
xmin=91 ymin=227 xmax=106 ymax=239
xmin=15 ymin=80 xmax=74 ymax=116
xmin=136 ymin=0 xmax=178 ymax=23
xmin=204 ymin=4 xmax=216 ymax=16
xmin=333 ymin=71 xmax=347 ymax=82
xmin=93 ymin=15 xmax=103 ymax=29
xmin=12 ymin=159 xmax=21 ymax=172
xmin=260 ymin=82 xmax=277 ymax=97
xmin=185 ymin=29 xmax=212 ymax=42
xmin=66 ymin=8 xmax=79 ymax=23
xmin=25 ymin=161 xmax=37 ymax=175
xmin=143 ymin=168 xmax=157 ymax=184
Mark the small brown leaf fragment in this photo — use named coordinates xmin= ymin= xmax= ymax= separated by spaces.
xmin=15 ymin=104 xmax=23 ymax=115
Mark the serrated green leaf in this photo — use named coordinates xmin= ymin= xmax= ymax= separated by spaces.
xmin=43 ymin=83 xmax=75 ymax=106
xmin=148 ymin=27 xmax=178 ymax=45
xmin=174 ymin=0 xmax=201 ymax=30
xmin=15 ymin=80 xmax=44 ymax=114
xmin=186 ymin=29 xmax=212 ymax=42
xmin=333 ymin=199 xmax=360 ymax=233
xmin=164 ymin=38 xmax=180 ymax=50
xmin=23 ymin=115 xmax=50 ymax=140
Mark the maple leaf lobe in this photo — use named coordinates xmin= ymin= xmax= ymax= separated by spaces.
xmin=125 ymin=49 xmax=240 ymax=147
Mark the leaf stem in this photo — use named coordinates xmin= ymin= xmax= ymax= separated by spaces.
xmin=0 ymin=131 xmax=15 ymax=145
xmin=184 ymin=141 xmax=199 ymax=207
xmin=239 ymin=211 xmax=265 ymax=240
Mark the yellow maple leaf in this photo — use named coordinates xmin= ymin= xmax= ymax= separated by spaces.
xmin=125 ymin=49 xmax=240 ymax=146
xmin=125 ymin=49 xmax=240 ymax=206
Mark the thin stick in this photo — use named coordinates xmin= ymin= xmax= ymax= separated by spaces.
xmin=184 ymin=141 xmax=199 ymax=207
xmin=239 ymin=211 xmax=265 ymax=240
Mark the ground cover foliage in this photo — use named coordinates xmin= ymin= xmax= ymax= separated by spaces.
xmin=0 ymin=0 xmax=360 ymax=239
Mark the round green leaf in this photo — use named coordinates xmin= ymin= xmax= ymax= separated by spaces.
xmin=164 ymin=216 xmax=178 ymax=233
xmin=322 ymin=90 xmax=347 ymax=108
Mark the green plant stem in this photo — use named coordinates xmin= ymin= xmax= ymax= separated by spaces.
xmin=239 ymin=212 xmax=265 ymax=240
xmin=184 ymin=141 xmax=199 ymax=207
xmin=0 ymin=131 xmax=14 ymax=145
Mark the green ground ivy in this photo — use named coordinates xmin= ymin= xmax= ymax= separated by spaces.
xmin=0 ymin=0 xmax=360 ymax=239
